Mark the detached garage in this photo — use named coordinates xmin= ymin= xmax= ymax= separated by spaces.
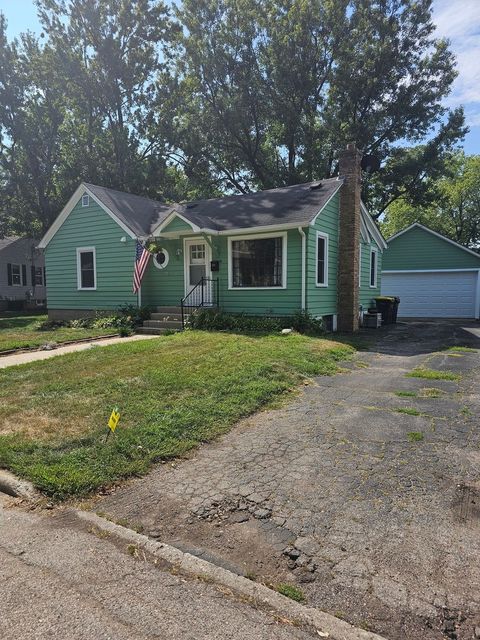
xmin=382 ymin=223 xmax=480 ymax=319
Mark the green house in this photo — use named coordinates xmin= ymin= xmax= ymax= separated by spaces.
xmin=38 ymin=148 xmax=386 ymax=331
xmin=382 ymin=223 xmax=480 ymax=319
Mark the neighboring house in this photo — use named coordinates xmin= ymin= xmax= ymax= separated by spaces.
xmin=382 ymin=223 xmax=480 ymax=319
xmin=38 ymin=144 xmax=386 ymax=331
xmin=0 ymin=237 xmax=46 ymax=305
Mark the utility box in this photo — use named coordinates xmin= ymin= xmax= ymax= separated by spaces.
xmin=363 ymin=313 xmax=382 ymax=328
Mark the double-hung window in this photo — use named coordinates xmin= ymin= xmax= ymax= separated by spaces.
xmin=77 ymin=247 xmax=96 ymax=290
xmin=370 ymin=247 xmax=378 ymax=288
xmin=229 ymin=233 xmax=286 ymax=288
xmin=33 ymin=266 xmax=43 ymax=286
xmin=11 ymin=264 xmax=21 ymax=286
xmin=316 ymin=232 xmax=329 ymax=287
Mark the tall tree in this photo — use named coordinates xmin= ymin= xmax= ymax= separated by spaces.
xmin=160 ymin=0 xmax=465 ymax=210
xmin=381 ymin=153 xmax=480 ymax=248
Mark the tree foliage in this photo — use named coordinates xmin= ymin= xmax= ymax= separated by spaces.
xmin=381 ymin=153 xmax=480 ymax=248
xmin=0 ymin=0 xmax=469 ymax=237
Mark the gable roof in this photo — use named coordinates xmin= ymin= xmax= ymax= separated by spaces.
xmin=39 ymin=177 xmax=386 ymax=249
xmin=155 ymin=178 xmax=344 ymax=235
xmin=0 ymin=236 xmax=20 ymax=251
xmin=387 ymin=223 xmax=480 ymax=260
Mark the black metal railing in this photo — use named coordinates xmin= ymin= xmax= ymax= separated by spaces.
xmin=181 ymin=277 xmax=219 ymax=328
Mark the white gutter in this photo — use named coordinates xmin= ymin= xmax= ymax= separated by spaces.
xmin=298 ymin=227 xmax=306 ymax=310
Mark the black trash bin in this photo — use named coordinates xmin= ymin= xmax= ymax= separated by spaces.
xmin=375 ymin=297 xmax=395 ymax=325
xmin=392 ymin=297 xmax=400 ymax=323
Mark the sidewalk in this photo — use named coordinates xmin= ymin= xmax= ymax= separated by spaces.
xmin=0 ymin=497 xmax=316 ymax=640
xmin=0 ymin=334 xmax=158 ymax=369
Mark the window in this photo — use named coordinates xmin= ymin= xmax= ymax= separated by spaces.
xmin=316 ymin=232 xmax=329 ymax=287
xmin=229 ymin=233 xmax=286 ymax=289
xmin=76 ymin=248 xmax=96 ymax=290
xmin=153 ymin=248 xmax=169 ymax=270
xmin=34 ymin=266 xmax=43 ymax=286
xmin=11 ymin=264 xmax=21 ymax=286
xmin=370 ymin=247 xmax=377 ymax=288
xmin=82 ymin=194 xmax=90 ymax=207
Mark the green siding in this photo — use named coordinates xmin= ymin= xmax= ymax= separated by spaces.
xmin=162 ymin=216 xmax=195 ymax=233
xmin=141 ymin=238 xmax=185 ymax=306
xmin=305 ymin=192 xmax=339 ymax=316
xmin=45 ymin=198 xmax=137 ymax=310
xmin=359 ymin=239 xmax=382 ymax=308
xmin=383 ymin=226 xmax=480 ymax=270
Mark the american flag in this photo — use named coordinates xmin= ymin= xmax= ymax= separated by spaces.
xmin=133 ymin=241 xmax=150 ymax=294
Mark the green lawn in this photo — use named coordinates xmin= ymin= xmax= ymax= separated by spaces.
xmin=0 ymin=331 xmax=353 ymax=498
xmin=0 ymin=314 xmax=116 ymax=352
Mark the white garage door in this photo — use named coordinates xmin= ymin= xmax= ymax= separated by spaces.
xmin=381 ymin=271 xmax=479 ymax=318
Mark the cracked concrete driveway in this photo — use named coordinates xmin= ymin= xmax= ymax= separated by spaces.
xmin=94 ymin=320 xmax=480 ymax=640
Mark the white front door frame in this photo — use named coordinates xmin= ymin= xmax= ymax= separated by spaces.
xmin=183 ymin=237 xmax=212 ymax=298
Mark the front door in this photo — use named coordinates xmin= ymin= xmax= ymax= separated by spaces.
xmin=184 ymin=239 xmax=211 ymax=303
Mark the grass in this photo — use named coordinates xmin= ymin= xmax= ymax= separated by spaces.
xmin=0 ymin=330 xmax=353 ymax=498
xmin=394 ymin=391 xmax=417 ymax=398
xmin=445 ymin=346 xmax=477 ymax=353
xmin=0 ymin=314 xmax=115 ymax=352
xmin=407 ymin=431 xmax=424 ymax=442
xmin=395 ymin=407 xmax=421 ymax=416
xmin=274 ymin=583 xmax=305 ymax=602
xmin=420 ymin=387 xmax=443 ymax=398
xmin=406 ymin=368 xmax=461 ymax=381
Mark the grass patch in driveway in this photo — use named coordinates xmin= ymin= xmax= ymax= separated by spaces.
xmin=420 ymin=387 xmax=443 ymax=398
xmin=407 ymin=431 xmax=424 ymax=442
xmin=406 ymin=368 xmax=460 ymax=381
xmin=0 ymin=331 xmax=352 ymax=498
xmin=0 ymin=314 xmax=114 ymax=352
xmin=274 ymin=583 xmax=305 ymax=602
xmin=444 ymin=346 xmax=477 ymax=353
xmin=395 ymin=391 xmax=417 ymax=398
xmin=395 ymin=407 xmax=422 ymax=416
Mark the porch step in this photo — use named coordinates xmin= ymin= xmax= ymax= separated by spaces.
xmin=143 ymin=319 xmax=183 ymax=329
xmin=150 ymin=312 xmax=183 ymax=322
xmin=155 ymin=306 xmax=182 ymax=314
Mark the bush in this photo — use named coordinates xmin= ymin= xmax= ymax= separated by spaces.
xmin=35 ymin=319 xmax=66 ymax=331
xmin=187 ymin=308 xmax=325 ymax=336
xmin=117 ymin=304 xmax=152 ymax=327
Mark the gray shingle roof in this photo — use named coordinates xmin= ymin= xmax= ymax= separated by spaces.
xmin=0 ymin=236 xmax=21 ymax=251
xmin=85 ymin=184 xmax=176 ymax=237
xmin=86 ymin=178 xmax=343 ymax=236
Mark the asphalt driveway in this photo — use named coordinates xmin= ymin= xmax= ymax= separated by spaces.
xmin=95 ymin=320 xmax=480 ymax=640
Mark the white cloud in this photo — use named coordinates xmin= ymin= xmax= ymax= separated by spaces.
xmin=433 ymin=0 xmax=480 ymax=127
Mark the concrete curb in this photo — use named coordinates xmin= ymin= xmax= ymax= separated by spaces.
xmin=77 ymin=510 xmax=387 ymax=640
xmin=0 ymin=470 xmax=38 ymax=499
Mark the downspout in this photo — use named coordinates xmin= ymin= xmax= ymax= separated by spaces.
xmin=475 ymin=269 xmax=480 ymax=320
xmin=298 ymin=227 xmax=306 ymax=311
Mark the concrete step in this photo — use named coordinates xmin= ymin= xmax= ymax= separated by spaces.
xmin=143 ymin=319 xmax=183 ymax=329
xmin=150 ymin=312 xmax=183 ymax=321
xmin=137 ymin=327 xmax=180 ymax=335
xmin=155 ymin=306 xmax=182 ymax=313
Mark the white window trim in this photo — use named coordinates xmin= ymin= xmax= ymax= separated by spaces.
xmin=153 ymin=248 xmax=170 ymax=270
xmin=227 ymin=231 xmax=288 ymax=290
xmin=369 ymin=247 xmax=378 ymax=288
xmin=358 ymin=244 xmax=362 ymax=287
xmin=81 ymin=194 xmax=90 ymax=207
xmin=315 ymin=231 xmax=329 ymax=288
xmin=11 ymin=263 xmax=21 ymax=287
xmin=76 ymin=247 xmax=97 ymax=290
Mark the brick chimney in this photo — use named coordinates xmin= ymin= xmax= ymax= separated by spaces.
xmin=337 ymin=143 xmax=362 ymax=332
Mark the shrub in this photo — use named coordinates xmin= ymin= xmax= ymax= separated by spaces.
xmin=117 ymin=304 xmax=152 ymax=327
xmin=188 ymin=308 xmax=325 ymax=336
xmin=35 ymin=319 xmax=66 ymax=331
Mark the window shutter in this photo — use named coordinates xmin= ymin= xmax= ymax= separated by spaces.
xmin=22 ymin=264 xmax=27 ymax=286
xmin=31 ymin=266 xmax=36 ymax=286
xmin=7 ymin=263 xmax=12 ymax=286
xmin=43 ymin=267 xmax=47 ymax=285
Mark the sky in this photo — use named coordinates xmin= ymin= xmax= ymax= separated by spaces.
xmin=0 ymin=0 xmax=479 ymax=155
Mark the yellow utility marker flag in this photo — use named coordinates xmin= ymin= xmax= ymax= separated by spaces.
xmin=108 ymin=407 xmax=121 ymax=433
